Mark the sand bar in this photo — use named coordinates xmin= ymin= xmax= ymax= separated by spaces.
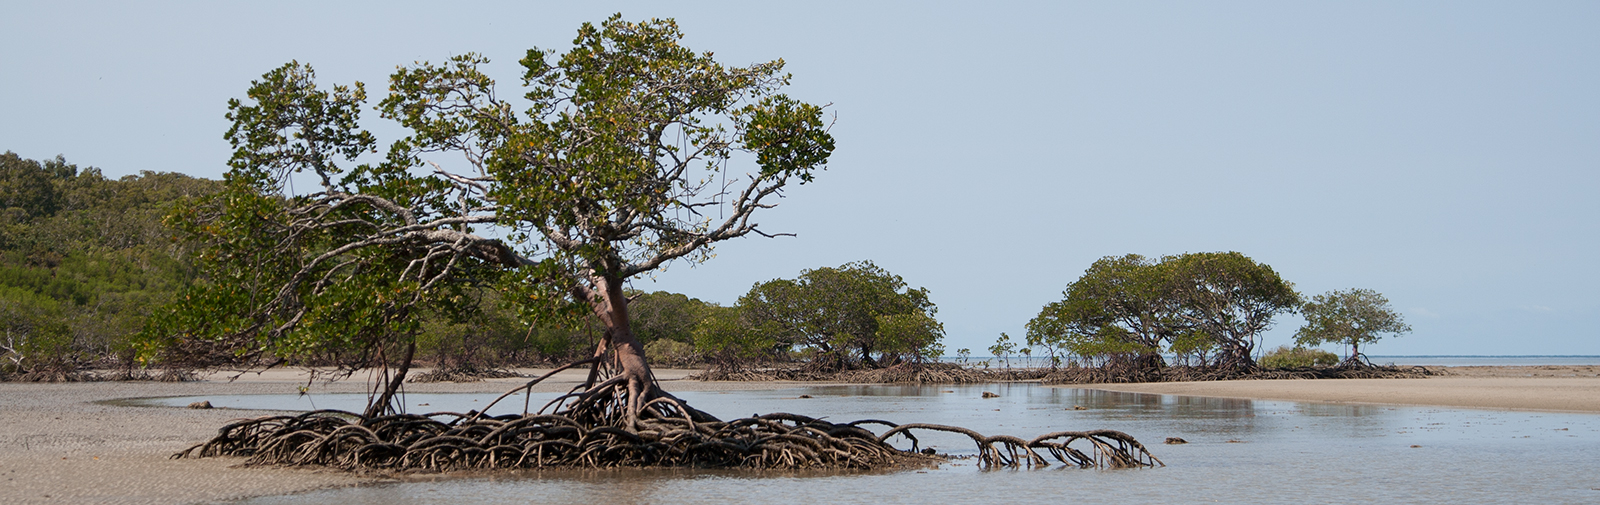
xmin=0 ymin=368 xmax=805 ymax=505
xmin=1079 ymin=365 xmax=1600 ymax=413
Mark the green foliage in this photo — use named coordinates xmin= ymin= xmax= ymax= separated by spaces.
xmin=1029 ymin=251 xmax=1300 ymax=369
xmin=1295 ymin=288 xmax=1411 ymax=359
xmin=738 ymin=261 xmax=941 ymax=370
xmin=1027 ymin=254 xmax=1178 ymax=367
xmin=0 ymin=152 xmax=222 ymax=376
xmin=385 ymin=15 xmax=835 ymax=283
xmin=643 ymin=339 xmax=697 ymax=368
xmin=632 ymin=290 xmax=725 ymax=366
xmin=136 ymin=57 xmax=496 ymax=374
xmin=1259 ymin=345 xmax=1339 ymax=368
xmin=0 ymin=286 xmax=69 ymax=375
xmin=145 ymin=15 xmax=834 ymax=386
xmin=414 ymin=288 xmax=527 ymax=368
xmin=988 ymin=332 xmax=1016 ymax=368
xmin=0 ymin=152 xmax=67 ymax=221
xmin=629 ymin=291 xmax=714 ymax=346
xmin=1165 ymin=329 xmax=1218 ymax=365
xmin=1159 ymin=252 xmax=1300 ymax=367
xmin=692 ymin=304 xmax=776 ymax=365
xmin=875 ymin=311 xmax=945 ymax=362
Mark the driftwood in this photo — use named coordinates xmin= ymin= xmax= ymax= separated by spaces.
xmin=175 ymin=360 xmax=1160 ymax=472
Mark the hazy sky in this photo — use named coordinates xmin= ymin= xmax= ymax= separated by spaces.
xmin=4 ymin=1 xmax=1596 ymax=356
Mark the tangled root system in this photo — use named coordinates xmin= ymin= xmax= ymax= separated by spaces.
xmin=175 ymin=409 xmax=1159 ymax=472
xmin=407 ymin=365 xmax=524 ymax=383
xmin=175 ymin=361 xmax=1160 ymax=472
xmin=3 ymin=367 xmax=197 ymax=383
xmin=1043 ymin=363 xmax=1434 ymax=384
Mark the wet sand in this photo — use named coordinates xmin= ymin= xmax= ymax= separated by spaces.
xmin=0 ymin=368 xmax=809 ymax=505
xmin=1082 ymin=365 xmax=1600 ymax=413
xmin=3 ymin=365 xmax=1597 ymax=504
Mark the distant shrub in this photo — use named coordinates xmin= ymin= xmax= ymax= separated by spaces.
xmin=645 ymin=339 xmax=699 ymax=368
xmin=1260 ymin=345 xmax=1338 ymax=368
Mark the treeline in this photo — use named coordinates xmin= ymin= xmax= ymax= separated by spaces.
xmin=1023 ymin=253 xmax=1410 ymax=377
xmin=0 ymin=152 xmax=946 ymax=379
xmin=0 ymin=152 xmax=221 ymax=379
xmin=417 ymin=260 xmax=946 ymax=374
xmin=2 ymin=153 xmax=1405 ymax=381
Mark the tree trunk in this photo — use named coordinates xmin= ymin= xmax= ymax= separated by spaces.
xmin=1219 ymin=337 xmax=1256 ymax=369
xmin=588 ymin=274 xmax=655 ymax=419
xmin=1137 ymin=352 xmax=1166 ymax=371
xmin=365 ymin=340 xmax=415 ymax=419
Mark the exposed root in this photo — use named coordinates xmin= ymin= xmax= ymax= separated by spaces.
xmin=2 ymin=367 xmax=198 ymax=383
xmin=1043 ymin=363 xmax=1435 ymax=384
xmin=176 ymin=360 xmax=1160 ymax=472
xmin=175 ymin=408 xmax=937 ymax=471
xmin=9 ymin=363 xmax=94 ymax=383
xmin=877 ymin=424 xmax=1161 ymax=469
xmin=692 ymin=363 xmax=1049 ymax=384
xmin=407 ymin=365 xmax=524 ymax=383
xmin=698 ymin=362 xmax=1433 ymax=386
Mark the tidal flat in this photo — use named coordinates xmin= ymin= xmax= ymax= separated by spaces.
xmin=2 ymin=368 xmax=1597 ymax=504
xmin=145 ymin=382 xmax=1600 ymax=504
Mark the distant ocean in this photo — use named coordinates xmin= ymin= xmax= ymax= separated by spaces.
xmin=942 ymin=355 xmax=1600 ymax=367
xmin=1363 ymin=355 xmax=1600 ymax=366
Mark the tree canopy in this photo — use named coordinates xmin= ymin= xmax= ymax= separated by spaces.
xmin=1 ymin=151 xmax=220 ymax=380
xmin=737 ymin=261 xmax=943 ymax=370
xmin=143 ymin=15 xmax=834 ymax=418
xmin=1295 ymin=288 xmax=1410 ymax=363
xmin=1028 ymin=251 xmax=1299 ymax=370
xmin=1025 ymin=254 xmax=1183 ymax=369
xmin=1165 ymin=251 xmax=1300 ymax=368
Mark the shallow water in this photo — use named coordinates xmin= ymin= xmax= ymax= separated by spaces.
xmin=141 ymin=385 xmax=1600 ymax=504
xmin=945 ymin=355 xmax=1600 ymax=367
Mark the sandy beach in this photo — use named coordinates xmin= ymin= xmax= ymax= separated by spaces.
xmin=1 ymin=365 xmax=1596 ymax=504
xmin=0 ymin=368 xmax=801 ymax=505
xmin=1083 ymin=365 xmax=1600 ymax=413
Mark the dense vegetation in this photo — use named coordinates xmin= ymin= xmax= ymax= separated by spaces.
xmin=720 ymin=261 xmax=944 ymax=371
xmin=0 ymin=153 xmax=1403 ymax=382
xmin=0 ymin=148 xmax=942 ymax=380
xmin=1024 ymin=252 xmax=1412 ymax=379
xmin=1025 ymin=252 xmax=1301 ymax=373
xmin=0 ymin=151 xmax=221 ymax=380
xmin=1258 ymin=345 xmax=1339 ymax=368
xmin=0 ymin=149 xmax=1406 ymax=385
xmin=0 ymin=151 xmax=755 ymax=380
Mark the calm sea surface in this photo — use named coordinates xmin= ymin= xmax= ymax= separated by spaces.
xmin=945 ymin=355 xmax=1600 ymax=368
xmin=1364 ymin=355 xmax=1600 ymax=366
xmin=134 ymin=383 xmax=1600 ymax=505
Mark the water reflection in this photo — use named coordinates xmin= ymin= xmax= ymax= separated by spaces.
xmin=202 ymin=390 xmax=1600 ymax=504
xmin=165 ymin=384 xmax=1599 ymax=505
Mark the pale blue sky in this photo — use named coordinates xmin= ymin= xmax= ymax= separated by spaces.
xmin=4 ymin=1 xmax=1596 ymax=355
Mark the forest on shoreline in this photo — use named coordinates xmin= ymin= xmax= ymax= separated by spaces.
xmin=2 ymin=148 xmax=1415 ymax=384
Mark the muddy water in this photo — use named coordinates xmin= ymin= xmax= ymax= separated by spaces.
xmin=142 ymin=384 xmax=1600 ymax=504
